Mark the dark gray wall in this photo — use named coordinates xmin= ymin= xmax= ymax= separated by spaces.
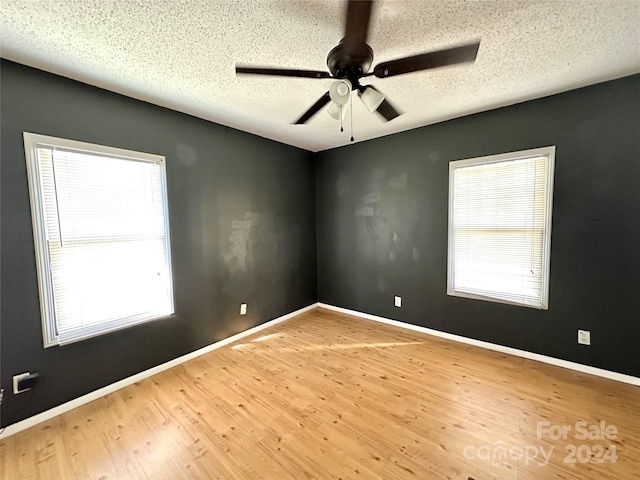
xmin=316 ymin=74 xmax=640 ymax=377
xmin=2 ymin=60 xmax=638 ymax=429
xmin=0 ymin=60 xmax=317 ymax=427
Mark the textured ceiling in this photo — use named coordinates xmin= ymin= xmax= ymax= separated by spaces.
xmin=2 ymin=0 xmax=639 ymax=152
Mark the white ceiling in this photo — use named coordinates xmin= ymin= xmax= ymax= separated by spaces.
xmin=2 ymin=0 xmax=639 ymax=152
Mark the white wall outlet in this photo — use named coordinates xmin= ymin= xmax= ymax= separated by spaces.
xmin=578 ymin=329 xmax=591 ymax=346
xmin=240 ymin=303 xmax=247 ymax=315
xmin=394 ymin=296 xmax=402 ymax=308
xmin=13 ymin=372 xmax=31 ymax=394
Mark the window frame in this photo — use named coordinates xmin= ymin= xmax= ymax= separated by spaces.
xmin=23 ymin=132 xmax=175 ymax=347
xmin=447 ymin=146 xmax=555 ymax=310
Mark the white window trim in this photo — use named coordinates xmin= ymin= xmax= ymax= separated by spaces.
xmin=23 ymin=132 xmax=175 ymax=347
xmin=447 ymin=146 xmax=555 ymax=310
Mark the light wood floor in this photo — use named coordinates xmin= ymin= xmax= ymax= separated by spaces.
xmin=1 ymin=308 xmax=638 ymax=479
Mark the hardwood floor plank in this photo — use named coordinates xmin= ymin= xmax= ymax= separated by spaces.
xmin=1 ymin=307 xmax=638 ymax=479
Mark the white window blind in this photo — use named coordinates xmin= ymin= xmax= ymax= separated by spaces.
xmin=24 ymin=133 xmax=174 ymax=346
xmin=448 ymin=146 xmax=555 ymax=309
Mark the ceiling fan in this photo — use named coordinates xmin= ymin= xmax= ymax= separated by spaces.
xmin=236 ymin=0 xmax=480 ymax=125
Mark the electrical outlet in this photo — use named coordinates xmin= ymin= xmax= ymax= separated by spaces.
xmin=578 ymin=329 xmax=591 ymax=346
xmin=240 ymin=303 xmax=247 ymax=315
xmin=394 ymin=296 xmax=402 ymax=308
xmin=13 ymin=372 xmax=31 ymax=394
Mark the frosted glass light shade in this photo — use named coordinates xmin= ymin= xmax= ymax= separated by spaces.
xmin=359 ymin=86 xmax=385 ymax=113
xmin=327 ymin=102 xmax=346 ymax=120
xmin=329 ymin=79 xmax=352 ymax=106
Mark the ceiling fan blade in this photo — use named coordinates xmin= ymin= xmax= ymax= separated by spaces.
xmin=373 ymin=41 xmax=480 ymax=78
xmin=236 ymin=66 xmax=331 ymax=79
xmin=344 ymin=0 xmax=374 ymax=44
xmin=294 ymin=92 xmax=332 ymax=124
xmin=376 ymin=98 xmax=401 ymax=121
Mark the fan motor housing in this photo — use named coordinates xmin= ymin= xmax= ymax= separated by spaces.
xmin=327 ymin=38 xmax=374 ymax=83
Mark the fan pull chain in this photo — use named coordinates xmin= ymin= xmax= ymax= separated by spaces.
xmin=340 ymin=107 xmax=343 ymax=133
xmin=350 ymin=93 xmax=354 ymax=142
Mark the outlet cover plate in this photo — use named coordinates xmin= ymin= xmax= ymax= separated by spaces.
xmin=578 ymin=329 xmax=591 ymax=345
xmin=13 ymin=372 xmax=31 ymax=394
xmin=394 ymin=296 xmax=402 ymax=307
xmin=240 ymin=303 xmax=247 ymax=315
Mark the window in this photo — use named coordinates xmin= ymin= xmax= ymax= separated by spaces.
xmin=448 ymin=146 xmax=555 ymax=309
xmin=24 ymin=133 xmax=174 ymax=347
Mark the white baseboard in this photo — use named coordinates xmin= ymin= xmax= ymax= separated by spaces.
xmin=4 ymin=301 xmax=636 ymax=438
xmin=1 ymin=303 xmax=319 ymax=439
xmin=318 ymin=303 xmax=640 ymax=387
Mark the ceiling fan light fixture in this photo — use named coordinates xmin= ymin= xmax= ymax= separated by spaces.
xmin=236 ymin=2 xmax=480 ymax=125
xmin=327 ymin=102 xmax=346 ymax=120
xmin=329 ymin=79 xmax=352 ymax=106
xmin=359 ymin=86 xmax=385 ymax=113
